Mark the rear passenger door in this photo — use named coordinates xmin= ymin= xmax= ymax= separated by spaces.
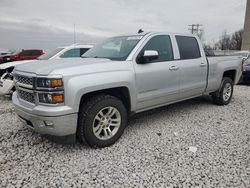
xmin=134 ymin=35 xmax=180 ymax=110
xmin=175 ymin=36 xmax=207 ymax=98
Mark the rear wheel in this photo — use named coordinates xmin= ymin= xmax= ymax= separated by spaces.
xmin=78 ymin=94 xmax=127 ymax=148
xmin=212 ymin=77 xmax=233 ymax=105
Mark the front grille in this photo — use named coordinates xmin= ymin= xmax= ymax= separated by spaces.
xmin=18 ymin=90 xmax=35 ymax=104
xmin=15 ymin=75 xmax=33 ymax=87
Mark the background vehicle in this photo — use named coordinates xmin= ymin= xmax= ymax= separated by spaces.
xmin=12 ymin=32 xmax=242 ymax=148
xmin=204 ymin=49 xmax=215 ymax=57
xmin=0 ymin=51 xmax=19 ymax=64
xmin=242 ymin=58 xmax=250 ymax=83
xmin=0 ymin=44 xmax=93 ymax=95
xmin=14 ymin=49 xmax=44 ymax=61
xmin=233 ymin=51 xmax=249 ymax=84
xmin=0 ymin=49 xmax=44 ymax=64
xmin=37 ymin=44 xmax=94 ymax=60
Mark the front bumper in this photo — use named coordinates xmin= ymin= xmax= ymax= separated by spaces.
xmin=12 ymin=92 xmax=78 ymax=137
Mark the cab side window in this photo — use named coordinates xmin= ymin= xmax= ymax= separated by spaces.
xmin=61 ymin=48 xmax=80 ymax=58
xmin=31 ymin=50 xmax=41 ymax=56
xmin=176 ymin=36 xmax=201 ymax=60
xmin=138 ymin=35 xmax=174 ymax=63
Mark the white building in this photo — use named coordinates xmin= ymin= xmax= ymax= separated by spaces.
xmin=242 ymin=0 xmax=250 ymax=50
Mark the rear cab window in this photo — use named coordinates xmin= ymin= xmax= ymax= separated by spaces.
xmin=175 ymin=36 xmax=201 ymax=60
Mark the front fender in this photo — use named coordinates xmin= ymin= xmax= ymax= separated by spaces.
xmin=64 ymin=71 xmax=136 ymax=113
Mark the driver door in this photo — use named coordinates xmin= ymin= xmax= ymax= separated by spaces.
xmin=133 ymin=35 xmax=180 ymax=111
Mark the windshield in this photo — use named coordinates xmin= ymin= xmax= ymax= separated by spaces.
xmin=11 ymin=50 xmax=21 ymax=55
xmin=82 ymin=35 xmax=143 ymax=61
xmin=37 ymin=48 xmax=64 ymax=60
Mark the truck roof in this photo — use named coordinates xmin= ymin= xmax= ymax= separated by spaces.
xmin=117 ymin=31 xmax=198 ymax=38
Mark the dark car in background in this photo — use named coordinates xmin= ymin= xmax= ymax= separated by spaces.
xmin=242 ymin=58 xmax=250 ymax=84
xmin=0 ymin=52 xmax=15 ymax=63
xmin=0 ymin=49 xmax=44 ymax=64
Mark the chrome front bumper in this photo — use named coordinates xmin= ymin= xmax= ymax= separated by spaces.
xmin=12 ymin=92 xmax=78 ymax=136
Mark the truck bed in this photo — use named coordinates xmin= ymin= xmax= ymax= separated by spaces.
xmin=206 ymin=55 xmax=242 ymax=92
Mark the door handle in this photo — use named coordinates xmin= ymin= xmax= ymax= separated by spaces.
xmin=200 ymin=63 xmax=206 ymax=67
xmin=169 ymin=66 xmax=179 ymax=71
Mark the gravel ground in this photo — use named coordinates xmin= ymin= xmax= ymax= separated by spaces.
xmin=0 ymin=86 xmax=249 ymax=188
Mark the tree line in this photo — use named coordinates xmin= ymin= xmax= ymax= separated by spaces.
xmin=204 ymin=29 xmax=243 ymax=51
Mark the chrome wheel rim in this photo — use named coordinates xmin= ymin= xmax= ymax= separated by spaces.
xmin=223 ymin=83 xmax=232 ymax=101
xmin=92 ymin=107 xmax=121 ymax=140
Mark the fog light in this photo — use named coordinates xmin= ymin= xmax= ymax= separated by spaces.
xmin=38 ymin=93 xmax=64 ymax=104
xmin=52 ymin=94 xmax=64 ymax=103
xmin=44 ymin=121 xmax=54 ymax=127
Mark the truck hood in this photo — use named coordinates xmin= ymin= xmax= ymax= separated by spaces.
xmin=14 ymin=58 xmax=119 ymax=75
xmin=0 ymin=60 xmax=34 ymax=70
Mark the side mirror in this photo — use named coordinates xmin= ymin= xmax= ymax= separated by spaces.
xmin=138 ymin=50 xmax=159 ymax=64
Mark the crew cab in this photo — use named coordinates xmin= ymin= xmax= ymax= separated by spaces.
xmin=0 ymin=44 xmax=93 ymax=95
xmin=12 ymin=32 xmax=242 ymax=148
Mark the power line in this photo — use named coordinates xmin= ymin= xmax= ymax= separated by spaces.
xmin=188 ymin=24 xmax=203 ymax=34
xmin=188 ymin=24 xmax=204 ymax=40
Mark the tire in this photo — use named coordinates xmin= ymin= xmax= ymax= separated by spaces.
xmin=212 ymin=77 xmax=234 ymax=105
xmin=77 ymin=94 xmax=127 ymax=148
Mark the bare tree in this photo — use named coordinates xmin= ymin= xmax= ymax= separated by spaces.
xmin=203 ymin=44 xmax=213 ymax=50
xmin=216 ymin=30 xmax=231 ymax=50
xmin=230 ymin=29 xmax=243 ymax=50
xmin=212 ymin=29 xmax=243 ymax=50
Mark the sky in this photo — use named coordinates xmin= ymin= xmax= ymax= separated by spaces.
xmin=0 ymin=0 xmax=247 ymax=52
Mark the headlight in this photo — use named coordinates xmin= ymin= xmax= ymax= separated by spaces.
xmin=38 ymin=93 xmax=64 ymax=104
xmin=37 ymin=78 xmax=63 ymax=88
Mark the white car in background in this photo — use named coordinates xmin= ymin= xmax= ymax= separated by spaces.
xmin=0 ymin=44 xmax=94 ymax=95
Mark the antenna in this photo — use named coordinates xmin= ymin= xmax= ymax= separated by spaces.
xmin=74 ymin=23 xmax=76 ymax=45
xmin=138 ymin=29 xmax=144 ymax=34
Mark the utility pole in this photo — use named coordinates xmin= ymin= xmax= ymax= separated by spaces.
xmin=188 ymin=24 xmax=203 ymax=39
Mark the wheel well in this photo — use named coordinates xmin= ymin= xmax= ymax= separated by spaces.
xmin=223 ymin=70 xmax=236 ymax=83
xmin=79 ymin=87 xmax=131 ymax=113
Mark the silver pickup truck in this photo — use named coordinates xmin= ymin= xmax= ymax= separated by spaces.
xmin=12 ymin=32 xmax=242 ymax=148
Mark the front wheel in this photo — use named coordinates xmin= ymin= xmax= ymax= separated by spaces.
xmin=212 ymin=77 xmax=234 ymax=105
xmin=77 ymin=94 xmax=127 ymax=148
